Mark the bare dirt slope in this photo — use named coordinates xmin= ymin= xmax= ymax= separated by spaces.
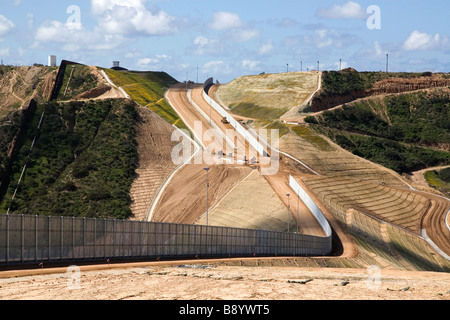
xmin=129 ymin=106 xmax=187 ymax=221
xmin=1 ymin=262 xmax=449 ymax=300
xmin=216 ymin=72 xmax=320 ymax=116
xmin=151 ymin=164 xmax=253 ymax=224
xmin=0 ymin=66 xmax=56 ymax=117
xmin=279 ymin=130 xmax=408 ymax=188
xmin=196 ymin=169 xmax=294 ymax=231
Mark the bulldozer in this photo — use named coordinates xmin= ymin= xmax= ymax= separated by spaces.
xmin=221 ymin=117 xmax=230 ymax=124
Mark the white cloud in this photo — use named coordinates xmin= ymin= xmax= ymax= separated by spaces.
xmin=241 ymin=60 xmax=260 ymax=70
xmin=91 ymin=0 xmax=178 ymax=36
xmin=0 ymin=15 xmax=15 ymax=37
xmin=403 ymin=30 xmax=448 ymax=51
xmin=34 ymin=0 xmax=178 ymax=53
xmin=316 ymin=1 xmax=367 ymax=19
xmin=0 ymin=47 xmax=10 ymax=56
xmin=303 ymin=28 xmax=361 ymax=49
xmin=225 ymin=28 xmax=259 ymax=42
xmin=258 ymin=39 xmax=275 ymax=55
xmin=203 ymin=60 xmax=232 ymax=75
xmin=35 ymin=20 xmax=124 ymax=51
xmin=187 ymin=36 xmax=226 ymax=56
xmin=137 ymin=54 xmax=170 ymax=68
xmin=210 ymin=12 xmax=243 ymax=31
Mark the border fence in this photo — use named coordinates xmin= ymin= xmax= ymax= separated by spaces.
xmin=0 ymin=214 xmax=332 ymax=265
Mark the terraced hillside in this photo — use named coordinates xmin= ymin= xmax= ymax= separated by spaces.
xmin=305 ymin=89 xmax=450 ymax=176
xmin=129 ymin=106 xmax=193 ymax=221
xmin=279 ymin=128 xmax=407 ymax=187
xmin=210 ymin=69 xmax=450 ymax=270
xmin=301 ymin=174 xmax=450 ymax=270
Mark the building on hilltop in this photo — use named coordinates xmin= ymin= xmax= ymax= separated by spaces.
xmin=111 ymin=61 xmax=128 ymax=71
xmin=48 ymin=55 xmax=57 ymax=67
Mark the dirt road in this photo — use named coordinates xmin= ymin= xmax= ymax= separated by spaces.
xmin=166 ymin=83 xmax=327 ymax=238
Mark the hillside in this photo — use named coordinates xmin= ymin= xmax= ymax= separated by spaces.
xmin=101 ymin=68 xmax=184 ymax=128
xmin=310 ymin=69 xmax=450 ymax=112
xmin=0 ymin=99 xmax=139 ymax=219
xmin=305 ymin=89 xmax=450 ymax=175
xmin=0 ymin=65 xmax=56 ymax=118
xmin=216 ymin=72 xmax=320 ymax=120
xmin=211 ymin=69 xmax=450 ymax=270
xmin=0 ymin=62 xmax=183 ymax=220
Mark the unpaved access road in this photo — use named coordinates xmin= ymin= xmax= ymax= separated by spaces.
xmin=166 ymin=83 xmax=326 ymax=238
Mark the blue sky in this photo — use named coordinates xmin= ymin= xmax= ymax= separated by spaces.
xmin=0 ymin=0 xmax=449 ymax=83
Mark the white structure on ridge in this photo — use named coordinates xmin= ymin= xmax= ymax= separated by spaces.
xmin=48 ymin=55 xmax=57 ymax=67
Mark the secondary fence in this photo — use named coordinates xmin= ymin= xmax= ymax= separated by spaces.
xmin=0 ymin=214 xmax=332 ymax=265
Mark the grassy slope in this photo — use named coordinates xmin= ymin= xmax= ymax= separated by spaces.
xmin=102 ymin=69 xmax=186 ymax=129
xmin=56 ymin=65 xmax=98 ymax=101
xmin=425 ymin=168 xmax=450 ymax=196
xmin=217 ymin=72 xmax=318 ymax=120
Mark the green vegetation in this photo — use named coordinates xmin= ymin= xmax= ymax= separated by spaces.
xmin=306 ymin=90 xmax=450 ymax=173
xmin=333 ymin=134 xmax=449 ymax=173
xmin=102 ymin=69 xmax=184 ymax=129
xmin=57 ymin=65 xmax=98 ymax=100
xmin=312 ymin=70 xmax=429 ymax=111
xmin=0 ymin=99 xmax=139 ymax=219
xmin=265 ymin=121 xmax=290 ymax=138
xmin=291 ymin=125 xmax=334 ymax=152
xmin=230 ymin=102 xmax=288 ymax=121
xmin=425 ymin=167 xmax=450 ymax=196
xmin=0 ymin=110 xmax=24 ymax=194
xmin=320 ymin=70 xmax=426 ymax=97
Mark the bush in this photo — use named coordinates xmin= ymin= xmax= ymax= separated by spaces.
xmin=0 ymin=99 xmax=139 ymax=219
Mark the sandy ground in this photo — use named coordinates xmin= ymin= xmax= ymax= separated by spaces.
xmin=0 ymin=261 xmax=449 ymax=301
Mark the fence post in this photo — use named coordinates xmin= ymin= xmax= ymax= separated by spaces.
xmin=21 ymin=214 xmax=24 ymax=263
xmin=6 ymin=214 xmax=9 ymax=264
xmin=61 ymin=216 xmax=63 ymax=261
xmin=113 ymin=219 xmax=116 ymax=259
xmin=83 ymin=217 xmax=86 ymax=260
xmin=94 ymin=218 xmax=97 ymax=259
xmin=72 ymin=216 xmax=75 ymax=260
xmin=104 ymin=218 xmax=107 ymax=260
xmin=48 ymin=215 xmax=51 ymax=262
xmin=35 ymin=215 xmax=38 ymax=262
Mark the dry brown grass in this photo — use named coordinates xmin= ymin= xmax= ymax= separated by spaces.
xmin=217 ymin=72 xmax=319 ymax=115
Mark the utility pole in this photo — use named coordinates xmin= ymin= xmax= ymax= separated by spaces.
xmin=300 ymin=61 xmax=303 ymax=72
xmin=386 ymin=54 xmax=389 ymax=73
xmin=286 ymin=64 xmax=289 ymax=73
xmin=339 ymin=59 xmax=342 ymax=71
xmin=317 ymin=61 xmax=320 ymax=71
